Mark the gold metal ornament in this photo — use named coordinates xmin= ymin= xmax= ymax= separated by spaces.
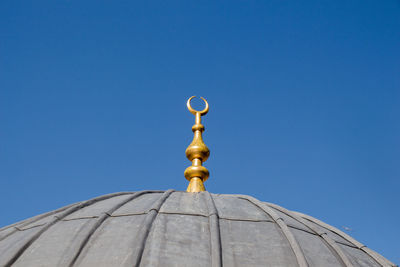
xmin=184 ymin=96 xmax=210 ymax=192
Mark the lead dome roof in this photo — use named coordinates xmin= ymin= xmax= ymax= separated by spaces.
xmin=0 ymin=190 xmax=395 ymax=267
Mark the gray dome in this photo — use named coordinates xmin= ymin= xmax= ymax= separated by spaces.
xmin=0 ymin=190 xmax=395 ymax=267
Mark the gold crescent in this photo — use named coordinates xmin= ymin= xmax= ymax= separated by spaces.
xmin=187 ymin=96 xmax=209 ymax=115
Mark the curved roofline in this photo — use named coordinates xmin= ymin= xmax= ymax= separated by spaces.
xmin=0 ymin=190 xmax=395 ymax=267
xmin=292 ymin=210 xmax=396 ymax=267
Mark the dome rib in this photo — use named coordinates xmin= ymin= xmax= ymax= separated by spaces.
xmin=294 ymin=211 xmax=396 ymax=267
xmin=266 ymin=202 xmax=354 ymax=267
xmin=3 ymin=192 xmax=135 ymax=267
xmin=205 ymin=192 xmax=223 ymax=267
xmin=132 ymin=190 xmax=174 ymax=267
xmin=237 ymin=195 xmax=309 ymax=267
xmin=68 ymin=191 xmax=159 ymax=266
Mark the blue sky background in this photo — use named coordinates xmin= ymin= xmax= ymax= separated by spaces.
xmin=1 ymin=0 xmax=399 ymax=263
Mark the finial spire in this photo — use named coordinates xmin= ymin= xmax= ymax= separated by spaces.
xmin=184 ymin=96 xmax=210 ymax=192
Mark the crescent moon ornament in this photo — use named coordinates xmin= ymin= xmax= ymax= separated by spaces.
xmin=187 ymin=96 xmax=209 ymax=115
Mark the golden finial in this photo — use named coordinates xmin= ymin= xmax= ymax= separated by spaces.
xmin=184 ymin=96 xmax=210 ymax=192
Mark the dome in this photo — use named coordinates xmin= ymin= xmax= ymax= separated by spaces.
xmin=1 ymin=98 xmax=396 ymax=266
xmin=0 ymin=190 xmax=395 ymax=267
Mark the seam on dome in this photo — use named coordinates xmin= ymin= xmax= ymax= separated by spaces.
xmin=295 ymin=213 xmax=360 ymax=246
xmin=132 ymin=190 xmax=174 ymax=267
xmin=119 ymin=211 xmax=276 ymax=222
xmin=286 ymin=224 xmax=320 ymax=236
xmin=59 ymin=211 xmax=277 ymax=224
xmin=111 ymin=212 xmax=148 ymax=217
xmin=293 ymin=211 xmax=396 ymax=267
xmin=285 ymin=224 xmax=363 ymax=250
xmin=0 ymin=202 xmax=79 ymax=234
xmin=14 ymin=224 xmax=46 ymax=231
xmin=337 ymin=241 xmax=364 ymax=249
xmin=0 ymin=202 xmax=82 ymax=243
xmin=8 ymin=191 xmax=164 ymax=230
xmin=3 ymin=191 xmax=136 ymax=267
xmin=293 ymin=212 xmax=364 ymax=247
xmin=219 ymin=217 xmax=274 ymax=223
xmin=107 ymin=208 xmax=278 ymax=223
xmin=237 ymin=195 xmax=309 ymax=267
xmin=61 ymin=216 xmax=99 ymax=221
xmin=59 ymin=210 xmax=278 ymax=224
xmin=266 ymin=202 xmax=354 ymax=267
xmin=157 ymin=211 xmax=212 ymax=218
xmin=68 ymin=190 xmax=158 ymax=267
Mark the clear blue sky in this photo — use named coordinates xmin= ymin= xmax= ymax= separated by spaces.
xmin=1 ymin=0 xmax=399 ymax=264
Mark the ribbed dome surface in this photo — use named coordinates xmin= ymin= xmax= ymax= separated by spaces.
xmin=0 ymin=190 xmax=395 ymax=267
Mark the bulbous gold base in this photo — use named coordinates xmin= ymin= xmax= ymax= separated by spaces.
xmin=186 ymin=177 xmax=205 ymax=192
